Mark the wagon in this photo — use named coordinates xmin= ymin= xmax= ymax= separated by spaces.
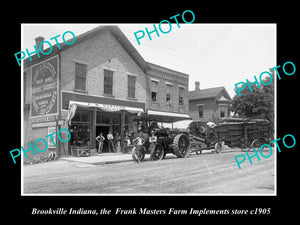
xmin=188 ymin=120 xmax=222 ymax=154
xmin=214 ymin=117 xmax=272 ymax=152
xmin=188 ymin=118 xmax=272 ymax=153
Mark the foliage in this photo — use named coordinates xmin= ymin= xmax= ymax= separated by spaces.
xmin=230 ymin=76 xmax=274 ymax=132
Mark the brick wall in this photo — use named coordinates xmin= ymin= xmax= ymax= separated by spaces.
xmin=189 ymin=99 xmax=217 ymax=121
xmin=146 ymin=67 xmax=189 ymax=114
xmin=60 ymin=30 xmax=147 ymax=103
xmin=189 ymin=98 xmax=230 ymax=122
xmin=22 ymin=26 xmax=190 ymax=163
xmin=22 ymin=28 xmax=149 ymax=163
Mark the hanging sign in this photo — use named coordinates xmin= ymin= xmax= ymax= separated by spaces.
xmin=69 ymin=100 xmax=144 ymax=114
xmin=31 ymin=56 xmax=58 ymax=117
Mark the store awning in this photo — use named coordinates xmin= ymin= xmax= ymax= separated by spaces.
xmin=147 ymin=110 xmax=192 ymax=123
xmin=69 ymin=100 xmax=144 ymax=114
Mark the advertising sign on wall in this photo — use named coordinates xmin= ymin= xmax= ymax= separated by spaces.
xmin=48 ymin=126 xmax=57 ymax=148
xmin=31 ymin=56 xmax=58 ymax=117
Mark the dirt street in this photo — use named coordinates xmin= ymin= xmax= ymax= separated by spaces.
xmin=23 ymin=148 xmax=275 ymax=195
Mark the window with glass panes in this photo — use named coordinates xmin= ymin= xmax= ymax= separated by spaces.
xmin=198 ymin=105 xmax=204 ymax=118
xmin=127 ymin=75 xmax=136 ymax=99
xmin=151 ymin=80 xmax=158 ymax=102
xmin=69 ymin=110 xmax=92 ymax=146
xmin=75 ymin=63 xmax=87 ymax=91
xmin=166 ymin=84 xmax=172 ymax=105
xmin=104 ymin=69 xmax=113 ymax=95
xmin=179 ymin=87 xmax=184 ymax=106
xmin=220 ymin=105 xmax=226 ymax=118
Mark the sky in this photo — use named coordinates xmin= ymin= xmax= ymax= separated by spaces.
xmin=22 ymin=23 xmax=276 ymax=98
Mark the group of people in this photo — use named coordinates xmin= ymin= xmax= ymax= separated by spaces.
xmin=95 ymin=131 xmax=121 ymax=154
xmin=132 ymin=131 xmax=158 ymax=160
xmin=95 ymin=130 xmax=158 ymax=157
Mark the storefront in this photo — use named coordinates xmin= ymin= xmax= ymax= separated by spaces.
xmin=23 ymin=25 xmax=190 ymax=162
xmin=62 ymin=91 xmax=145 ymax=155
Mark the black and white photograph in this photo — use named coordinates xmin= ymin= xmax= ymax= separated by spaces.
xmin=21 ymin=23 xmax=276 ymax=195
xmin=4 ymin=5 xmax=297 ymax=222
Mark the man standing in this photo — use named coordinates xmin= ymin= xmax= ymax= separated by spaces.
xmin=114 ymin=132 xmax=121 ymax=153
xmin=132 ymin=132 xmax=146 ymax=162
xmin=149 ymin=130 xmax=157 ymax=160
xmin=107 ymin=131 xmax=115 ymax=153
xmin=96 ymin=132 xmax=105 ymax=154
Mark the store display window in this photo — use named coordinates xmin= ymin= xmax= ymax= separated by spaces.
xmin=70 ymin=110 xmax=92 ymax=147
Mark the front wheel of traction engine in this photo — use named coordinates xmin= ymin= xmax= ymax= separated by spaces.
xmin=172 ymin=134 xmax=190 ymax=158
xmin=152 ymin=144 xmax=164 ymax=161
xmin=132 ymin=146 xmax=145 ymax=162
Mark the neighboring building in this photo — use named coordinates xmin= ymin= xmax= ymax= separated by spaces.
xmin=188 ymin=81 xmax=232 ymax=123
xmin=146 ymin=62 xmax=189 ymax=122
xmin=23 ymin=25 xmax=190 ymax=161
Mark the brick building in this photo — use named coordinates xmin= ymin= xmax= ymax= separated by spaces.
xmin=146 ymin=62 xmax=189 ymax=122
xmin=23 ymin=25 xmax=189 ymax=161
xmin=188 ymin=81 xmax=232 ymax=123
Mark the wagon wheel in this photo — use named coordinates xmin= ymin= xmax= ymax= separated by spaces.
xmin=215 ymin=142 xmax=224 ymax=154
xmin=131 ymin=146 xmax=145 ymax=162
xmin=152 ymin=144 xmax=165 ymax=161
xmin=172 ymin=134 xmax=190 ymax=158
xmin=251 ymin=139 xmax=269 ymax=152
xmin=240 ymin=139 xmax=251 ymax=152
xmin=240 ymin=144 xmax=249 ymax=152
xmin=199 ymin=126 xmax=206 ymax=134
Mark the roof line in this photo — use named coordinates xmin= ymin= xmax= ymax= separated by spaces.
xmin=188 ymin=86 xmax=225 ymax=92
xmin=147 ymin=61 xmax=189 ymax=77
xmin=23 ymin=26 xmax=151 ymax=72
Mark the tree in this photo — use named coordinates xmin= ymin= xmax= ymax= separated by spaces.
xmin=230 ymin=76 xmax=274 ymax=131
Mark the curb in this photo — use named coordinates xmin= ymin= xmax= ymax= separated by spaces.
xmin=91 ymin=158 xmax=134 ymax=165
xmin=60 ymin=154 xmax=134 ymax=165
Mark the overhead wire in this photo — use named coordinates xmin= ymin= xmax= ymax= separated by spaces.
xmin=120 ymin=26 xmax=234 ymax=74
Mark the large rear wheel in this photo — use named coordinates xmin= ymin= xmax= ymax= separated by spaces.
xmin=172 ymin=134 xmax=190 ymax=158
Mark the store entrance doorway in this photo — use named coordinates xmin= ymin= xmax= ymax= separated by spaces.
xmin=96 ymin=125 xmax=110 ymax=153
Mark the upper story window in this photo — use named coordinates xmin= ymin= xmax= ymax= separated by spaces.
xmin=75 ymin=63 xmax=87 ymax=91
xmin=104 ymin=69 xmax=113 ymax=95
xmin=127 ymin=75 xmax=136 ymax=99
xmin=198 ymin=104 xmax=204 ymax=118
xmin=220 ymin=105 xmax=226 ymax=118
xmin=151 ymin=80 xmax=158 ymax=102
xmin=179 ymin=87 xmax=184 ymax=106
xmin=166 ymin=83 xmax=172 ymax=105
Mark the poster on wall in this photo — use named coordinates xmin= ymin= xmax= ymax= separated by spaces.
xmin=31 ymin=56 xmax=58 ymax=117
xmin=47 ymin=126 xmax=56 ymax=148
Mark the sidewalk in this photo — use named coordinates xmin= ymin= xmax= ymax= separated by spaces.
xmin=60 ymin=149 xmax=215 ymax=165
xmin=60 ymin=152 xmax=134 ymax=165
